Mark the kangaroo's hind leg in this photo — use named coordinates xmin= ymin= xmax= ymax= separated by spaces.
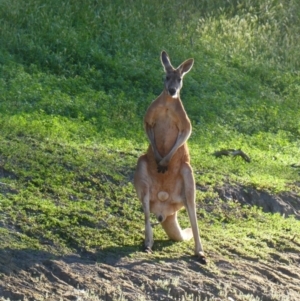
xmin=134 ymin=155 xmax=153 ymax=253
xmin=180 ymin=162 xmax=206 ymax=264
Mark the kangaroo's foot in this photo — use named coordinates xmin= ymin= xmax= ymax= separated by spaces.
xmin=143 ymin=243 xmax=153 ymax=254
xmin=143 ymin=245 xmax=153 ymax=253
xmin=196 ymin=251 xmax=207 ymax=265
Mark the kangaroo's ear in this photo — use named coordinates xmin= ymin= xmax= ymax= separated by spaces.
xmin=161 ymin=51 xmax=174 ymax=72
xmin=178 ymin=58 xmax=194 ymax=76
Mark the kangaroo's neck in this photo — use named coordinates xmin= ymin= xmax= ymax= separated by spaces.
xmin=162 ymin=89 xmax=181 ymax=102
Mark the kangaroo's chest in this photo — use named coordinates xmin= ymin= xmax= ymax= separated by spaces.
xmin=153 ymin=108 xmax=180 ymax=155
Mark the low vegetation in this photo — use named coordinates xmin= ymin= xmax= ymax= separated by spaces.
xmin=0 ymin=0 xmax=300 ymax=300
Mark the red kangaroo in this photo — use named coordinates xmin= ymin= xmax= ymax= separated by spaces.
xmin=134 ymin=51 xmax=206 ymax=264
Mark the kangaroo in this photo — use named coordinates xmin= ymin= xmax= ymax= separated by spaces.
xmin=134 ymin=51 xmax=206 ymax=264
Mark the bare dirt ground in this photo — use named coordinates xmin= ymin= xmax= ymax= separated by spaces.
xmin=0 ymin=186 xmax=300 ymax=301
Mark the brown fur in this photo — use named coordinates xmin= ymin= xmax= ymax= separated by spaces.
xmin=134 ymin=51 xmax=206 ymax=263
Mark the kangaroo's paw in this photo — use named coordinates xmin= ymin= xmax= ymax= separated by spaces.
xmin=196 ymin=252 xmax=207 ymax=265
xmin=157 ymin=165 xmax=168 ymax=173
xmin=143 ymin=246 xmax=153 ymax=254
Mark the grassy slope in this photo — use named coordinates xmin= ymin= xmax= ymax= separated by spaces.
xmin=0 ymin=0 xmax=300 ymax=289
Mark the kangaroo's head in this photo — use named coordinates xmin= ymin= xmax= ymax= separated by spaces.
xmin=161 ymin=51 xmax=194 ymax=98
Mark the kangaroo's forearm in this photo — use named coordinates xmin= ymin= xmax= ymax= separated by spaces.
xmin=160 ymin=130 xmax=190 ymax=163
xmin=145 ymin=124 xmax=162 ymax=162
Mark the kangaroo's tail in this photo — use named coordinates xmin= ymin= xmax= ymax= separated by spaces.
xmin=161 ymin=212 xmax=193 ymax=241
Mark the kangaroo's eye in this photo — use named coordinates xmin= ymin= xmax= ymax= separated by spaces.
xmin=166 ymin=76 xmax=170 ymax=81
xmin=178 ymin=78 xmax=182 ymax=82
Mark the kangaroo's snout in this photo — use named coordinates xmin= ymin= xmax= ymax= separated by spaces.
xmin=168 ymin=88 xmax=176 ymax=96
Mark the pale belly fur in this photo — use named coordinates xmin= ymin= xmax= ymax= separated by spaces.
xmin=149 ymin=179 xmax=185 ymax=222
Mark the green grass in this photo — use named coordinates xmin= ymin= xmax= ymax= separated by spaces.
xmin=0 ymin=0 xmax=299 ymax=270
